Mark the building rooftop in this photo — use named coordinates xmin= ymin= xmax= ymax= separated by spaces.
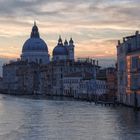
xmin=3 ymin=60 xmax=39 ymax=67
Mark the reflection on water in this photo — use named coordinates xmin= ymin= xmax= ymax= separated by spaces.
xmin=0 ymin=94 xmax=139 ymax=140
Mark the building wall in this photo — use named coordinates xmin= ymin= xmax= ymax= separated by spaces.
xmin=106 ymin=67 xmax=117 ymax=99
xmin=117 ymin=31 xmax=140 ymax=106
xmin=63 ymin=75 xmax=107 ymax=99
xmin=63 ymin=77 xmax=81 ymax=97
xmin=2 ymin=59 xmax=99 ymax=97
xmin=95 ymin=80 xmax=107 ymax=95
xmin=39 ymin=60 xmax=99 ymax=96
xmin=117 ymin=42 xmax=127 ymax=104
xmin=53 ymin=55 xmax=68 ymax=62
xmin=3 ymin=64 xmax=18 ymax=93
xmin=21 ymin=51 xmax=50 ymax=64
xmin=3 ymin=61 xmax=40 ymax=95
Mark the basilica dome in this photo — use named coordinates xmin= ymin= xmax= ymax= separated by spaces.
xmin=22 ymin=22 xmax=48 ymax=53
xmin=22 ymin=38 xmax=48 ymax=52
xmin=21 ymin=22 xmax=50 ymax=64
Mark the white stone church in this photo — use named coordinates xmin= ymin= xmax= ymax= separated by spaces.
xmin=2 ymin=22 xmax=107 ymax=98
xmin=21 ymin=22 xmax=75 ymax=64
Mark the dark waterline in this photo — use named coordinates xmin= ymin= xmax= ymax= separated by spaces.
xmin=0 ymin=94 xmax=140 ymax=140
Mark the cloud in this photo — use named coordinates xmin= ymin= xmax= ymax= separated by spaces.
xmin=75 ymin=39 xmax=117 ymax=59
xmin=0 ymin=0 xmax=139 ymax=63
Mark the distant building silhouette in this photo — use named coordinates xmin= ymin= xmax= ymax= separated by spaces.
xmin=2 ymin=22 xmax=108 ymax=100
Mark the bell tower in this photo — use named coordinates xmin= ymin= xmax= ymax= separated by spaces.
xmin=68 ymin=38 xmax=75 ymax=61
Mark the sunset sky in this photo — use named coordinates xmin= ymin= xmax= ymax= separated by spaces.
xmin=0 ymin=0 xmax=139 ymax=66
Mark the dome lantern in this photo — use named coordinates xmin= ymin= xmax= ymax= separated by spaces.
xmin=30 ymin=21 xmax=40 ymax=38
xmin=58 ymin=35 xmax=63 ymax=45
xmin=69 ymin=37 xmax=74 ymax=44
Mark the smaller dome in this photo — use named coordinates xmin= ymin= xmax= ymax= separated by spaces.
xmin=53 ymin=36 xmax=68 ymax=56
xmin=53 ymin=44 xmax=68 ymax=56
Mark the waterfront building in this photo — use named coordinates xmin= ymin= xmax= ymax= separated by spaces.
xmin=117 ymin=31 xmax=140 ymax=107
xmin=106 ymin=67 xmax=117 ymax=99
xmin=63 ymin=72 xmax=82 ymax=97
xmin=3 ymin=61 xmax=40 ymax=94
xmin=63 ymin=70 xmax=107 ymax=100
xmin=2 ymin=22 xmax=106 ymax=98
xmin=39 ymin=65 xmax=52 ymax=95
xmin=95 ymin=80 xmax=107 ymax=95
xmin=63 ymin=71 xmax=94 ymax=97
xmin=96 ymin=67 xmax=117 ymax=101
xmin=39 ymin=58 xmax=99 ymax=96
xmin=78 ymin=76 xmax=107 ymax=100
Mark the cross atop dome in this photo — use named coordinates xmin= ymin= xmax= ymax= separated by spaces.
xmin=30 ymin=21 xmax=40 ymax=38
xmin=34 ymin=21 xmax=36 ymax=26
xmin=58 ymin=35 xmax=63 ymax=45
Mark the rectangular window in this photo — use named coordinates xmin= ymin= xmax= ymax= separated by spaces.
xmin=131 ymin=56 xmax=138 ymax=70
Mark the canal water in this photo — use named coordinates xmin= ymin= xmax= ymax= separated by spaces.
xmin=0 ymin=94 xmax=140 ymax=140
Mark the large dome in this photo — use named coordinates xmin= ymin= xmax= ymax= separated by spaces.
xmin=22 ymin=22 xmax=48 ymax=53
xmin=22 ymin=38 xmax=48 ymax=52
xmin=53 ymin=37 xmax=68 ymax=56
xmin=21 ymin=22 xmax=50 ymax=64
